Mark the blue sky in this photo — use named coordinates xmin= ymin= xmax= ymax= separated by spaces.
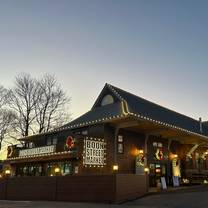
xmin=0 ymin=0 xmax=208 ymax=120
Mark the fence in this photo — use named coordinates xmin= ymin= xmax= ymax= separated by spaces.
xmin=0 ymin=174 xmax=148 ymax=203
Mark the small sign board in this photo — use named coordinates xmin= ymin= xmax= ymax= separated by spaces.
xmin=173 ymin=176 xmax=180 ymax=187
xmin=161 ymin=177 xmax=167 ymax=190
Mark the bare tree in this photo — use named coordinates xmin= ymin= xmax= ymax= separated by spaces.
xmin=35 ymin=74 xmax=70 ymax=133
xmin=9 ymin=74 xmax=40 ymax=137
xmin=0 ymin=85 xmax=18 ymax=149
xmin=0 ymin=85 xmax=8 ymax=109
xmin=9 ymin=73 xmax=71 ymax=137
xmin=0 ymin=109 xmax=17 ymax=149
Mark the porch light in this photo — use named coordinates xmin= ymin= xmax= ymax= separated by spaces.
xmin=173 ymin=154 xmax=178 ymax=158
xmin=204 ymin=180 xmax=208 ymax=184
xmin=144 ymin=167 xmax=149 ymax=173
xmin=5 ymin=169 xmax=11 ymax=175
xmin=139 ymin=150 xmax=144 ymax=154
xmin=54 ymin=167 xmax=60 ymax=173
xmin=113 ymin=164 xmax=119 ymax=171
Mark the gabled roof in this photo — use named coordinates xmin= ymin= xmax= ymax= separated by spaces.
xmin=61 ymin=83 xmax=208 ymax=137
xmin=61 ymin=101 xmax=125 ymax=129
xmin=21 ymin=83 xmax=208 ymax=140
xmin=108 ymin=84 xmax=208 ymax=136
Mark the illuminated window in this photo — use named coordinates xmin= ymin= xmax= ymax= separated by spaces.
xmin=117 ymin=135 xmax=124 ymax=154
xmin=158 ymin=143 xmax=163 ymax=148
xmin=153 ymin=142 xmax=157 ymax=147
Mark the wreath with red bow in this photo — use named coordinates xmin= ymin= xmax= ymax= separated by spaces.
xmin=155 ymin=148 xmax=164 ymax=160
xmin=66 ymin=136 xmax=75 ymax=149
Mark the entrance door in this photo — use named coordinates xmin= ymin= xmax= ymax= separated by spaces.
xmin=149 ymin=163 xmax=167 ymax=187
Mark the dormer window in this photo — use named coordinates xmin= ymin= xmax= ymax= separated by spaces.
xmin=101 ymin=94 xmax=114 ymax=106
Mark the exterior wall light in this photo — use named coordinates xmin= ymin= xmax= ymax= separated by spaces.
xmin=173 ymin=154 xmax=178 ymax=158
xmin=5 ymin=169 xmax=11 ymax=175
xmin=144 ymin=167 xmax=149 ymax=173
xmin=54 ymin=167 xmax=60 ymax=173
xmin=113 ymin=164 xmax=119 ymax=171
xmin=139 ymin=150 xmax=144 ymax=154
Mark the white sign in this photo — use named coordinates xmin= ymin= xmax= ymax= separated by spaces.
xmin=19 ymin=145 xmax=56 ymax=157
xmin=161 ymin=177 xmax=167 ymax=190
xmin=83 ymin=138 xmax=106 ymax=166
xmin=173 ymin=176 xmax=180 ymax=187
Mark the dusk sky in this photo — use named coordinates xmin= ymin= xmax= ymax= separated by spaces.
xmin=0 ymin=0 xmax=208 ymax=121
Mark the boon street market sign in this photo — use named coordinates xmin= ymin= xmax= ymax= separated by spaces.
xmin=19 ymin=145 xmax=56 ymax=157
xmin=83 ymin=138 xmax=106 ymax=167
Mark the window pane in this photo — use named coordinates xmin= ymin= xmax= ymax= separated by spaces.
xmin=52 ymin=138 xmax=57 ymax=145
xmin=47 ymin=138 xmax=52 ymax=145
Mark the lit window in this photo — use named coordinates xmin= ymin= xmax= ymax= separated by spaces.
xmin=153 ymin=142 xmax=157 ymax=147
xmin=158 ymin=143 xmax=163 ymax=148
xmin=118 ymin=135 xmax=123 ymax=142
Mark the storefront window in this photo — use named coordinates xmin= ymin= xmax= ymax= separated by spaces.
xmin=64 ymin=163 xmax=71 ymax=175
xmin=47 ymin=163 xmax=53 ymax=176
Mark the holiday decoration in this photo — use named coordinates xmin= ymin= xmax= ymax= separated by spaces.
xmin=155 ymin=148 xmax=164 ymax=160
xmin=7 ymin=146 xmax=13 ymax=158
xmin=66 ymin=136 xmax=75 ymax=149
xmin=136 ymin=154 xmax=144 ymax=167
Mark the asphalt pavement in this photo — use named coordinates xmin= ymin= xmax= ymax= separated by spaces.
xmin=0 ymin=185 xmax=208 ymax=208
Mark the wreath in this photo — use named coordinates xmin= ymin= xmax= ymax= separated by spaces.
xmin=7 ymin=146 xmax=13 ymax=158
xmin=155 ymin=148 xmax=164 ymax=160
xmin=136 ymin=154 xmax=145 ymax=167
xmin=66 ymin=136 xmax=75 ymax=149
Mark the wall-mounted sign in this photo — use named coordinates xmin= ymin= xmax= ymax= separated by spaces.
xmin=19 ymin=145 xmax=56 ymax=157
xmin=83 ymin=138 xmax=106 ymax=167
xmin=161 ymin=177 xmax=167 ymax=189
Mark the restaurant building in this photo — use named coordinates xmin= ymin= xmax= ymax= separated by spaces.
xmin=2 ymin=83 xmax=208 ymax=202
